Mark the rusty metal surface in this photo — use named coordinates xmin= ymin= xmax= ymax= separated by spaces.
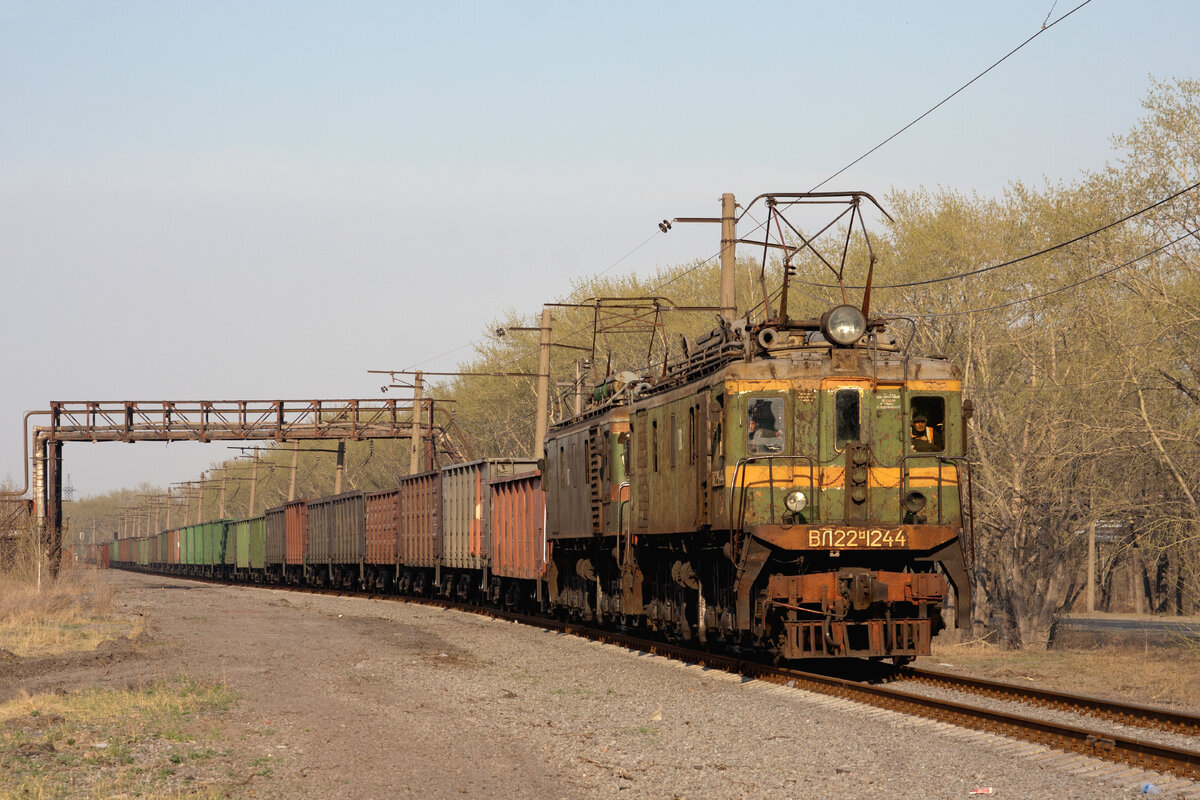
xmin=364 ymin=489 xmax=400 ymax=566
xmin=766 ymin=570 xmax=945 ymax=606
xmin=442 ymin=459 xmax=538 ymax=571
xmin=264 ymin=506 xmax=285 ymax=566
xmin=308 ymin=492 xmax=364 ymax=566
xmin=489 ymin=470 xmax=546 ymax=580
xmin=283 ymin=501 xmax=308 ymax=566
xmin=44 ymin=399 xmax=414 ymax=443
xmin=399 ymin=471 xmax=441 ymax=567
xmin=441 ymin=463 xmax=485 ymax=570
xmin=545 ymin=424 xmax=592 ymax=539
xmin=750 ymin=523 xmax=959 ymax=551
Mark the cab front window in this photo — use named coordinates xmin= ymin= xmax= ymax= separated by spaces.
xmin=909 ymin=396 xmax=945 ymax=452
xmin=747 ymin=397 xmax=784 ymax=454
xmin=835 ymin=389 xmax=861 ymax=446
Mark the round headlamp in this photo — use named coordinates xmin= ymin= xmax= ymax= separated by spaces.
xmin=821 ymin=305 xmax=867 ymax=347
xmin=903 ymin=491 xmax=927 ymax=513
xmin=784 ymin=490 xmax=808 ymax=513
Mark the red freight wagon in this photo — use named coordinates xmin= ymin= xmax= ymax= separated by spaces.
xmin=283 ymin=500 xmax=309 ymax=566
xmin=365 ymin=489 xmax=400 ymax=566
xmin=489 ymin=471 xmax=546 ymax=580
xmin=399 ymin=471 xmax=441 ymax=567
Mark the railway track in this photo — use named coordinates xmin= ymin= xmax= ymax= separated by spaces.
xmin=892 ymin=665 xmax=1200 ymax=737
xmin=120 ymin=567 xmax=1200 ymax=782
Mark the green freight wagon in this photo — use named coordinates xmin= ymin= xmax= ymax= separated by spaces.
xmin=234 ymin=516 xmax=266 ymax=571
xmin=182 ymin=525 xmax=195 ymax=566
xmin=223 ymin=520 xmax=236 ymax=570
xmin=199 ymin=520 xmax=224 ymax=568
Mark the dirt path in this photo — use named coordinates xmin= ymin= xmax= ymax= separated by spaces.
xmin=5 ymin=571 xmax=572 ymax=798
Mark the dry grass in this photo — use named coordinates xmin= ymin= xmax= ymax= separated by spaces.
xmin=0 ymin=677 xmax=245 ymax=799
xmin=921 ymin=639 xmax=1200 ymax=710
xmin=0 ymin=545 xmax=142 ymax=658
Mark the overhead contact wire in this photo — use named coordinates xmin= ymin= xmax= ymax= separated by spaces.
xmin=909 ymin=227 xmax=1199 ymax=318
xmin=809 ymin=0 xmax=1095 ymax=192
xmin=799 ymin=180 xmax=1200 ymax=291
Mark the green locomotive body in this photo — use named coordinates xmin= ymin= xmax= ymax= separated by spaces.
xmin=543 ymin=316 xmax=973 ymax=661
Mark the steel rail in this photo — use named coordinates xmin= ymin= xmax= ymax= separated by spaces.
xmin=894 ymin=665 xmax=1200 ymax=737
xmin=110 ymin=565 xmax=1200 ymax=781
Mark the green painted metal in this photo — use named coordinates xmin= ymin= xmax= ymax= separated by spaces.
xmin=233 ymin=517 xmax=265 ymax=570
xmin=223 ymin=520 xmax=236 ymax=566
xmin=235 ymin=519 xmax=250 ymax=569
xmin=248 ymin=516 xmax=266 ymax=569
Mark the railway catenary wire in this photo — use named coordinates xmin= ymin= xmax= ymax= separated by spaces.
xmin=110 ymin=564 xmax=1200 ymax=782
xmin=447 ymin=211 xmax=1197 ymax=448
xmin=461 ymin=179 xmax=1200 ymax=444
xmin=808 ymin=0 xmax=1095 ymax=193
xmin=400 ymin=1 xmax=1101 ymax=400
xmin=796 ymin=179 xmax=1200 ymax=292
xmin=909 ymin=225 xmax=1200 ymax=318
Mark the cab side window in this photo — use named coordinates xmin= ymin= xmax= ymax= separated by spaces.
xmin=747 ymin=397 xmax=784 ymax=454
xmin=909 ymin=396 xmax=945 ymax=452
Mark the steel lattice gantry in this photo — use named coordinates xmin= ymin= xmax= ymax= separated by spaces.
xmin=34 ymin=399 xmax=421 ymax=575
xmin=46 ymin=399 xmax=413 ymax=443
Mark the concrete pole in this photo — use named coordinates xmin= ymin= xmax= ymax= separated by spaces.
xmin=1087 ymin=522 xmax=1096 ymax=613
xmin=409 ymin=372 xmax=423 ymax=475
xmin=1130 ymin=547 xmax=1144 ymax=615
xmin=218 ymin=467 xmax=227 ymax=519
xmin=334 ymin=441 xmax=345 ymax=495
xmin=248 ymin=446 xmax=259 ymax=515
xmin=534 ymin=308 xmax=552 ymax=460
xmin=574 ymin=360 xmax=583 ymax=417
xmin=288 ymin=444 xmax=299 ymax=502
xmin=32 ymin=432 xmax=45 ymax=527
xmin=165 ymin=489 xmax=172 ymax=529
xmin=719 ymin=193 xmax=737 ymax=323
xmin=199 ymin=474 xmax=207 ymax=523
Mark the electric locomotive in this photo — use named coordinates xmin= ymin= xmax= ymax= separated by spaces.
xmin=543 ymin=192 xmax=973 ymax=661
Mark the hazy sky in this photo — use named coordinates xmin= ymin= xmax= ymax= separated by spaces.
xmin=1 ymin=0 xmax=1194 ymax=498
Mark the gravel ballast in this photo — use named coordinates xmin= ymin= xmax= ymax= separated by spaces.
xmin=7 ymin=571 xmax=1196 ymax=799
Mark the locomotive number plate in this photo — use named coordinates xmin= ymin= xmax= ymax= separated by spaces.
xmin=807 ymin=527 xmax=908 ymax=549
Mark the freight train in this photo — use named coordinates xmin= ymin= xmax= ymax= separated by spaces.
xmin=89 ymin=191 xmax=975 ymax=663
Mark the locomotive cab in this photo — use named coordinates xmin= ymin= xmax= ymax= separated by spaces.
xmin=722 ymin=310 xmax=973 ymax=661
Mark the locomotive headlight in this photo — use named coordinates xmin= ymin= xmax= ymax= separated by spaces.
xmin=903 ymin=491 xmax=927 ymax=513
xmin=821 ymin=305 xmax=867 ymax=347
xmin=784 ymin=490 xmax=808 ymax=513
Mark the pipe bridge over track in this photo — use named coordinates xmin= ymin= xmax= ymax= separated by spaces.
xmin=25 ymin=399 xmax=448 ymax=578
